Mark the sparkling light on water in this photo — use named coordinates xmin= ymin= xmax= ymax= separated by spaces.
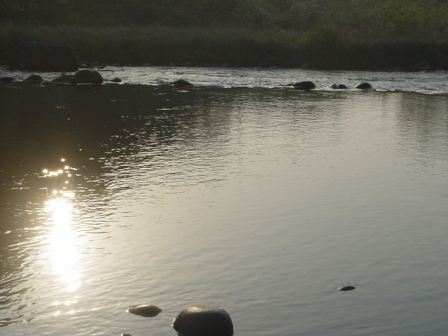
xmin=2 ymin=79 xmax=448 ymax=336
xmin=43 ymin=161 xmax=82 ymax=295
xmin=45 ymin=196 xmax=81 ymax=293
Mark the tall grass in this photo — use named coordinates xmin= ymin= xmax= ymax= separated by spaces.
xmin=1 ymin=24 xmax=448 ymax=70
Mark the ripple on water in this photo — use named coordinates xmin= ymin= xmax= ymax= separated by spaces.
xmin=1 ymin=66 xmax=448 ymax=93
xmin=2 ymin=76 xmax=448 ymax=336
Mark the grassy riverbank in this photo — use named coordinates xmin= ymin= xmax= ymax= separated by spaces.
xmin=1 ymin=24 xmax=448 ymax=70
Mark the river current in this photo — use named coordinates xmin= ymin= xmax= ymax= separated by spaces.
xmin=1 ymin=67 xmax=448 ymax=336
xmin=2 ymin=66 xmax=448 ymax=93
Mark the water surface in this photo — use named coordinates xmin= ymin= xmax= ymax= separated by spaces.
xmin=1 ymin=69 xmax=448 ymax=336
xmin=2 ymin=65 xmax=448 ymax=93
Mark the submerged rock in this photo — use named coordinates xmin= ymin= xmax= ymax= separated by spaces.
xmin=127 ymin=304 xmax=162 ymax=317
xmin=173 ymin=306 xmax=233 ymax=336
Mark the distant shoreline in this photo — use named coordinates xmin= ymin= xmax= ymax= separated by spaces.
xmin=1 ymin=25 xmax=448 ymax=72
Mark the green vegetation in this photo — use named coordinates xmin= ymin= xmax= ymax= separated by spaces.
xmin=1 ymin=0 xmax=448 ymax=70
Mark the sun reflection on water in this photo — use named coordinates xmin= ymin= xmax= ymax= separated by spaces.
xmin=43 ymin=161 xmax=82 ymax=295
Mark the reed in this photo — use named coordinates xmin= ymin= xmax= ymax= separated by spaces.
xmin=1 ymin=24 xmax=448 ymax=70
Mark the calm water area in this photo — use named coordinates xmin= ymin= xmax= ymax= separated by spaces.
xmin=1 ymin=67 xmax=448 ymax=336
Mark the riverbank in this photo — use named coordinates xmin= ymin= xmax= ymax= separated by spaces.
xmin=1 ymin=24 xmax=448 ymax=71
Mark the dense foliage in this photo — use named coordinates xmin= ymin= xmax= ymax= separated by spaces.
xmin=1 ymin=0 xmax=448 ymax=69
xmin=2 ymin=0 xmax=448 ymax=40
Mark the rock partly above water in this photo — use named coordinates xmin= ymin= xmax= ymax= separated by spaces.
xmin=74 ymin=69 xmax=104 ymax=84
xmin=291 ymin=81 xmax=316 ymax=91
xmin=127 ymin=304 xmax=162 ymax=317
xmin=173 ymin=306 xmax=234 ymax=336
xmin=354 ymin=82 xmax=373 ymax=89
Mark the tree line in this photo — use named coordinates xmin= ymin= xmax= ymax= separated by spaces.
xmin=1 ymin=0 xmax=448 ymax=41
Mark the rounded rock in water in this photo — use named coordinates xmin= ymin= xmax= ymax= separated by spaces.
xmin=127 ymin=304 xmax=162 ymax=317
xmin=24 ymin=74 xmax=44 ymax=83
xmin=173 ymin=306 xmax=233 ymax=336
xmin=354 ymin=82 xmax=372 ymax=89
xmin=74 ymin=69 xmax=104 ymax=84
xmin=52 ymin=74 xmax=77 ymax=85
xmin=172 ymin=79 xmax=193 ymax=88
xmin=292 ymin=81 xmax=316 ymax=91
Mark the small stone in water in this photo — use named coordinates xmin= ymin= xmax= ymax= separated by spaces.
xmin=338 ymin=285 xmax=356 ymax=291
xmin=127 ymin=304 xmax=162 ymax=317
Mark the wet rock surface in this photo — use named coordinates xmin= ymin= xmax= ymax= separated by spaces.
xmin=51 ymin=74 xmax=78 ymax=85
xmin=23 ymin=74 xmax=44 ymax=83
xmin=172 ymin=79 xmax=193 ymax=88
xmin=291 ymin=81 xmax=316 ymax=91
xmin=173 ymin=306 xmax=234 ymax=336
xmin=127 ymin=304 xmax=162 ymax=317
xmin=355 ymin=82 xmax=372 ymax=89
xmin=74 ymin=69 xmax=104 ymax=84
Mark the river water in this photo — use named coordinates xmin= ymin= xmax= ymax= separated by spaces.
xmin=1 ymin=67 xmax=448 ymax=336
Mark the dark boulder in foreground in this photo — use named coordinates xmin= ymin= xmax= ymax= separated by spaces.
xmin=5 ymin=41 xmax=80 ymax=72
xmin=127 ymin=304 xmax=162 ymax=317
xmin=74 ymin=69 xmax=104 ymax=84
xmin=173 ymin=306 xmax=234 ymax=336
xmin=292 ymin=81 xmax=316 ymax=91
